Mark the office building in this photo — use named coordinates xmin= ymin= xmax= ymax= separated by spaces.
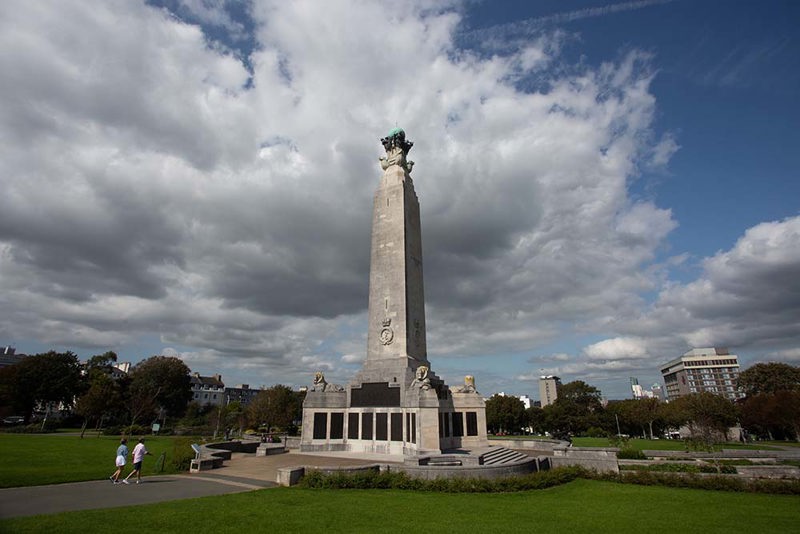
xmin=660 ymin=348 xmax=743 ymax=401
xmin=538 ymin=375 xmax=561 ymax=407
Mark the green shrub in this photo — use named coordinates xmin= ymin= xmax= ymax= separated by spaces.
xmin=299 ymin=466 xmax=590 ymax=492
xmin=585 ymin=427 xmax=608 ymax=438
xmin=101 ymin=424 xmax=149 ymax=437
xmin=617 ymin=449 xmax=646 ymax=460
xmin=2 ymin=420 xmax=59 ymax=433
xmin=169 ymin=438 xmax=196 ymax=471
xmin=619 ymin=462 xmax=735 ymax=474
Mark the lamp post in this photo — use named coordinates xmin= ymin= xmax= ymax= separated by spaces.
xmin=615 ymin=413 xmax=622 ymax=437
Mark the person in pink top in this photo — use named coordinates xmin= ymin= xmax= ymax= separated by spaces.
xmin=124 ymin=438 xmax=152 ymax=484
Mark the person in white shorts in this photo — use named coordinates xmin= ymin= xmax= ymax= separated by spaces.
xmin=110 ymin=438 xmax=128 ymax=484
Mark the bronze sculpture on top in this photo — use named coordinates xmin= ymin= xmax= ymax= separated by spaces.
xmin=300 ymin=128 xmax=487 ymax=456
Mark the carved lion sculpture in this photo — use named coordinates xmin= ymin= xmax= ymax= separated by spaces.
xmin=456 ymin=374 xmax=476 ymax=393
xmin=312 ymin=371 xmax=343 ymax=392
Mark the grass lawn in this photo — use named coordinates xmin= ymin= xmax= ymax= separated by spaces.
xmin=570 ymin=437 xmax=779 ymax=451
xmin=0 ymin=434 xmax=189 ymax=488
xmin=2 ymin=479 xmax=798 ymax=533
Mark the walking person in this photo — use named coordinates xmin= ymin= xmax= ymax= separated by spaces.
xmin=110 ymin=438 xmax=128 ymax=484
xmin=124 ymin=438 xmax=152 ymax=484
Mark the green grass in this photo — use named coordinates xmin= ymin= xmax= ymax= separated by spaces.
xmin=764 ymin=441 xmax=800 ymax=448
xmin=0 ymin=434 xmax=187 ymax=488
xmin=2 ymin=479 xmax=798 ymax=533
xmin=571 ymin=437 xmax=778 ymax=451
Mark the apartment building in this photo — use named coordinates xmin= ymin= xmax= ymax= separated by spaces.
xmin=660 ymin=348 xmax=744 ymax=401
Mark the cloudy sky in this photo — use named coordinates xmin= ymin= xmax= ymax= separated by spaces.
xmin=1 ymin=0 xmax=798 ymax=400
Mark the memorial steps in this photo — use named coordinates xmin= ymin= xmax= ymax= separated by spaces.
xmin=479 ymin=447 xmax=532 ymax=466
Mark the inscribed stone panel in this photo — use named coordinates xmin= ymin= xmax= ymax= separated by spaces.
xmin=391 ymin=412 xmax=402 ymax=441
xmin=351 ymin=383 xmax=400 ymax=407
xmin=348 ymin=412 xmax=359 ymax=439
xmin=361 ymin=412 xmax=373 ymax=440
xmin=330 ymin=412 xmax=344 ymax=440
xmin=453 ymin=412 xmax=464 ymax=437
xmin=466 ymin=411 xmax=478 ymax=436
xmin=376 ymin=412 xmax=388 ymax=441
xmin=313 ymin=412 xmax=327 ymax=440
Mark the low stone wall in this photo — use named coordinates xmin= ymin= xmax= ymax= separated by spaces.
xmin=396 ymin=457 xmax=539 ymax=480
xmin=206 ymin=440 xmax=260 ymax=454
xmin=256 ymin=443 xmax=287 ymax=456
xmin=190 ymin=457 xmax=224 ymax=472
xmin=549 ymin=447 xmax=620 ymax=473
xmin=735 ymin=465 xmax=800 ymax=479
xmin=277 ymin=464 xmax=382 ymax=487
xmin=276 ymin=458 xmax=539 ymax=486
xmin=643 ymin=449 xmax=800 ymax=461
xmin=488 ymin=438 xmax=567 ymax=453
xmin=299 ymin=442 xmax=350 ymax=453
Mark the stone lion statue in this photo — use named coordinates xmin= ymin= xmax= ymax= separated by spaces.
xmin=456 ymin=375 xmax=476 ymax=393
xmin=311 ymin=371 xmax=343 ymax=392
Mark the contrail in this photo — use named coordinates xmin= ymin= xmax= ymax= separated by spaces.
xmin=532 ymin=0 xmax=674 ymax=26
xmin=464 ymin=0 xmax=675 ymax=42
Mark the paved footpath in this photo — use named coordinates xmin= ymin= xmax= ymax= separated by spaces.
xmin=0 ymin=451 xmax=400 ymax=519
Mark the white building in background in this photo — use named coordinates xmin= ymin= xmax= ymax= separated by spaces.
xmin=112 ymin=361 xmax=130 ymax=380
xmin=538 ymin=375 xmax=561 ymax=407
xmin=495 ymin=392 xmax=532 ymax=409
xmin=190 ymin=373 xmax=226 ymax=407
xmin=630 ymin=376 xmax=668 ymax=401
xmin=660 ymin=347 xmax=744 ymax=402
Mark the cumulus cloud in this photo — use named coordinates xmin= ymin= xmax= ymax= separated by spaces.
xmin=564 ymin=216 xmax=800 ymax=385
xmin=14 ymin=1 xmax=794 ymax=396
xmin=584 ymin=337 xmax=649 ymax=360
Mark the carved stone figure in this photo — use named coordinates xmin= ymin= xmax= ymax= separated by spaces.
xmin=312 ymin=371 xmax=344 ymax=392
xmin=379 ymin=127 xmax=414 ymax=173
xmin=456 ymin=375 xmax=476 ymax=393
xmin=410 ymin=365 xmax=431 ymax=390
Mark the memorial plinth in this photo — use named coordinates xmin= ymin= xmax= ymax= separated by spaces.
xmin=300 ymin=129 xmax=487 ymax=456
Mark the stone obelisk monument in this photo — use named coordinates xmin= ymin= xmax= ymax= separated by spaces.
xmin=300 ymin=128 xmax=487 ymax=456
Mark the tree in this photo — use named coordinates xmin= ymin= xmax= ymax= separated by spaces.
xmin=738 ymin=362 xmax=800 ymax=396
xmin=557 ymin=380 xmax=603 ymax=410
xmin=83 ymin=351 xmax=118 ymax=382
xmin=525 ymin=406 xmax=546 ymax=435
xmin=773 ymin=390 xmax=800 ymax=441
xmin=658 ymin=399 xmax=688 ymax=431
xmin=621 ymin=398 xmax=662 ymax=439
xmin=74 ymin=372 xmax=123 ymax=438
xmin=742 ymin=390 xmax=800 ymax=441
xmin=0 ymin=351 xmax=84 ymax=422
xmin=247 ymin=385 xmax=301 ymax=431
xmin=485 ymin=394 xmax=526 ymax=434
xmin=126 ymin=356 xmax=192 ymax=428
xmin=672 ymin=392 xmax=739 ymax=447
xmin=738 ymin=362 xmax=800 ymax=441
xmin=545 ymin=380 xmax=604 ymax=435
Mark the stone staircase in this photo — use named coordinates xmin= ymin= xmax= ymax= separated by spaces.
xmin=480 ymin=447 xmax=531 ymax=465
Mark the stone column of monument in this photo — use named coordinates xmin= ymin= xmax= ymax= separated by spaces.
xmin=362 ymin=127 xmax=429 ymax=378
xmin=300 ymin=128 xmax=487 ymax=455
xmin=346 ymin=127 xmax=445 ymax=455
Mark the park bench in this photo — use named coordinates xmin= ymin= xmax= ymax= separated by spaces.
xmin=189 ymin=443 xmax=225 ymax=472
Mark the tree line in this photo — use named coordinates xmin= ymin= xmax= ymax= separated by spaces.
xmin=0 ymin=350 xmax=305 ymax=437
xmin=486 ymin=362 xmax=800 ymax=443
